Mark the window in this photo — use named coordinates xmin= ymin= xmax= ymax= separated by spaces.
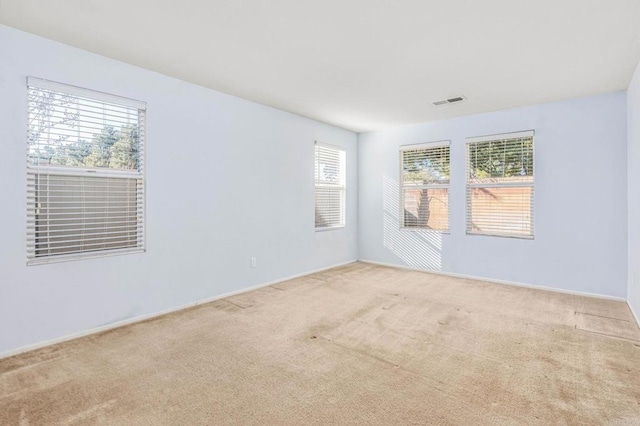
xmin=315 ymin=142 xmax=345 ymax=230
xmin=400 ymin=142 xmax=450 ymax=230
xmin=27 ymin=77 xmax=146 ymax=264
xmin=466 ymin=130 xmax=534 ymax=238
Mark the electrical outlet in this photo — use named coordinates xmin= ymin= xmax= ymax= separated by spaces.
xmin=250 ymin=257 xmax=257 ymax=268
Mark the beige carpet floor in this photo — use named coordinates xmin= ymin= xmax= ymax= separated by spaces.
xmin=1 ymin=262 xmax=640 ymax=425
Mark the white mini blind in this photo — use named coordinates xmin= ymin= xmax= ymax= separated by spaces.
xmin=466 ymin=130 xmax=534 ymax=238
xmin=315 ymin=142 xmax=346 ymax=229
xmin=400 ymin=142 xmax=450 ymax=230
xmin=27 ymin=77 xmax=146 ymax=264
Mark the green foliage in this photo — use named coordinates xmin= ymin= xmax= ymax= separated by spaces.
xmin=84 ymin=126 xmax=120 ymax=168
xmin=469 ymin=138 xmax=533 ymax=180
xmin=28 ymin=88 xmax=140 ymax=171
xmin=29 ymin=119 xmax=140 ymax=171
xmin=109 ymin=125 xmax=140 ymax=170
xmin=402 ymin=146 xmax=450 ymax=184
xmin=67 ymin=141 xmax=93 ymax=166
xmin=50 ymin=140 xmax=93 ymax=166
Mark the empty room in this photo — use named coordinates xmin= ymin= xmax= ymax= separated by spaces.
xmin=1 ymin=0 xmax=640 ymax=424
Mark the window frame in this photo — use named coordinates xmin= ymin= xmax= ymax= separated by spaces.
xmin=314 ymin=141 xmax=346 ymax=231
xmin=465 ymin=130 xmax=535 ymax=239
xmin=26 ymin=77 xmax=147 ymax=264
xmin=399 ymin=141 xmax=451 ymax=232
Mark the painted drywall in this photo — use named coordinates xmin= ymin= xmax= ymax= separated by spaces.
xmin=0 ymin=25 xmax=358 ymax=355
xmin=628 ymin=60 xmax=640 ymax=321
xmin=358 ymin=93 xmax=628 ymax=298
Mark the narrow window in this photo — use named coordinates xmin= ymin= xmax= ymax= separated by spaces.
xmin=466 ymin=130 xmax=534 ymax=238
xmin=315 ymin=142 xmax=346 ymax=230
xmin=400 ymin=142 xmax=450 ymax=230
xmin=27 ymin=77 xmax=146 ymax=263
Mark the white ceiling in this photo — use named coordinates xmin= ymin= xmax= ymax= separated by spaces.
xmin=1 ymin=0 xmax=639 ymax=132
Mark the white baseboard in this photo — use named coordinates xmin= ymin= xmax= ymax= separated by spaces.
xmin=359 ymin=259 xmax=626 ymax=302
xmin=628 ymin=302 xmax=640 ymax=328
xmin=0 ymin=260 xmax=358 ymax=360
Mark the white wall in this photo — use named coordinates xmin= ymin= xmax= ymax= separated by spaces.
xmin=628 ymin=61 xmax=640 ymax=321
xmin=0 ymin=25 xmax=358 ymax=355
xmin=358 ymin=93 xmax=628 ymax=298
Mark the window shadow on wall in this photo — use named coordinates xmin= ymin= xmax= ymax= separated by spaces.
xmin=382 ymin=175 xmax=443 ymax=271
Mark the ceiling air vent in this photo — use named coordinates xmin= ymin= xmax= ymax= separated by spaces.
xmin=432 ymin=96 xmax=466 ymax=106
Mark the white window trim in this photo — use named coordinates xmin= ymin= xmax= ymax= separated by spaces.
xmin=26 ymin=77 xmax=147 ymax=265
xmin=466 ymin=130 xmax=534 ymax=144
xmin=399 ymin=140 xmax=451 ymax=232
xmin=27 ymin=77 xmax=146 ymax=110
xmin=465 ymin=130 xmax=535 ymax=239
xmin=315 ymin=141 xmax=346 ymax=231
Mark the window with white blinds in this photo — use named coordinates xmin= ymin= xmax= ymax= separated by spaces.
xmin=400 ymin=142 xmax=450 ymax=230
xmin=27 ymin=77 xmax=146 ymax=264
xmin=466 ymin=130 xmax=534 ymax=238
xmin=315 ymin=142 xmax=346 ymax=230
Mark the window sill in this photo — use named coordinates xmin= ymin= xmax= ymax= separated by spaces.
xmin=466 ymin=231 xmax=534 ymax=240
xmin=315 ymin=225 xmax=345 ymax=232
xmin=399 ymin=227 xmax=450 ymax=234
xmin=27 ymin=247 xmax=145 ymax=266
